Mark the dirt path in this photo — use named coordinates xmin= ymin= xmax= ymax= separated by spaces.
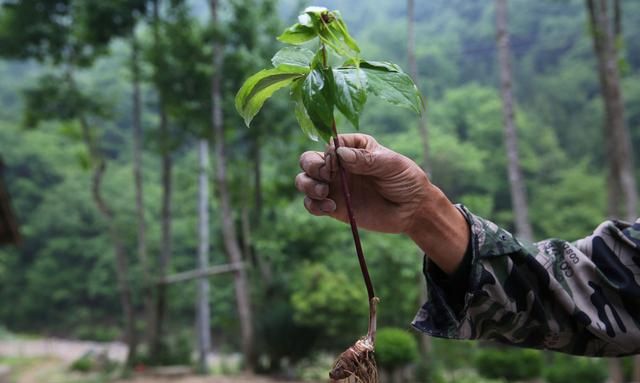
xmin=13 ymin=358 xmax=60 ymax=383
xmin=114 ymin=375 xmax=301 ymax=383
xmin=0 ymin=339 xmax=310 ymax=383
xmin=0 ymin=338 xmax=127 ymax=363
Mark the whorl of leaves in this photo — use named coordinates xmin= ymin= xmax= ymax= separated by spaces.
xmin=235 ymin=6 xmax=423 ymax=143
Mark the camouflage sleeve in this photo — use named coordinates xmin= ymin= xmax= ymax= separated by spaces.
xmin=412 ymin=205 xmax=640 ymax=356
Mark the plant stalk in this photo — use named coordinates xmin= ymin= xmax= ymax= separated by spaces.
xmin=321 ymin=42 xmax=376 ymax=303
xmin=331 ymin=127 xmax=376 ymax=302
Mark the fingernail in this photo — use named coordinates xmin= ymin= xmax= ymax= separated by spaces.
xmin=320 ymin=199 xmax=336 ymax=213
xmin=336 ymin=147 xmax=356 ymax=163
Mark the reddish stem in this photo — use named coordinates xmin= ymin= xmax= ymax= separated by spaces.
xmin=331 ymin=123 xmax=375 ymax=301
xmin=321 ymin=42 xmax=376 ymax=301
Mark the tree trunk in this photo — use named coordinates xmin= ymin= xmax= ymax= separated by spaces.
xmin=252 ymin=135 xmax=263 ymax=221
xmin=79 ymin=116 xmax=137 ymax=367
xmin=241 ymin=204 xmax=272 ymax=286
xmin=408 ymin=0 xmax=432 ymax=358
xmin=245 ymin=136 xmax=274 ymax=285
xmin=407 ymin=0 xmax=430 ymax=176
xmin=149 ymin=0 xmax=174 ymax=361
xmin=586 ymin=0 xmax=638 ymax=222
xmin=131 ymin=33 xmax=154 ymax=353
xmin=152 ymin=122 xmax=172 ymax=359
xmin=196 ymin=139 xmax=212 ymax=373
xmin=210 ymin=0 xmax=255 ymax=371
xmin=607 ymin=358 xmax=624 ymax=383
xmin=495 ymin=0 xmax=534 ymax=241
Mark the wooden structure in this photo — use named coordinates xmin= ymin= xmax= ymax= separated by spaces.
xmin=0 ymin=157 xmax=20 ymax=245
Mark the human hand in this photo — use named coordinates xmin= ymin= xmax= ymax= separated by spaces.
xmin=296 ymin=134 xmax=433 ymax=234
xmin=295 ymin=133 xmax=469 ymax=273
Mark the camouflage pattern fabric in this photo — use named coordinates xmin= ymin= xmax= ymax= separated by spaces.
xmin=412 ymin=205 xmax=640 ymax=356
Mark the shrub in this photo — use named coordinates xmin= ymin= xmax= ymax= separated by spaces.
xmin=375 ymin=327 xmax=419 ymax=372
xmin=132 ymin=332 xmax=193 ymax=367
xmin=69 ymin=351 xmax=118 ymax=374
xmin=414 ymin=359 xmax=446 ymax=383
xmin=544 ymin=356 xmax=607 ymax=383
xmin=69 ymin=354 xmax=94 ymax=373
xmin=474 ymin=347 xmax=542 ymax=381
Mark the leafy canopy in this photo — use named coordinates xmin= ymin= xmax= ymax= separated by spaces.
xmin=235 ymin=6 xmax=423 ymax=142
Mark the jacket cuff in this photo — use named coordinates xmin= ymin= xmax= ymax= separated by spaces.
xmin=411 ymin=204 xmax=525 ymax=339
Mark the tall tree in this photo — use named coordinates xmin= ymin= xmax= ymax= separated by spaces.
xmin=407 ymin=0 xmax=430 ymax=175
xmin=81 ymin=112 xmax=139 ymax=368
xmin=196 ymin=138 xmax=212 ymax=372
xmin=130 ymin=29 xmax=154 ymax=352
xmin=210 ymin=0 xmax=255 ymax=370
xmin=407 ymin=0 xmax=432 ymax=358
xmin=586 ymin=0 xmax=637 ymax=222
xmin=495 ymin=0 xmax=534 ymax=241
xmin=147 ymin=0 xmax=173 ymax=360
xmin=143 ymin=0 xmax=212 ymax=363
xmin=225 ymin=0 xmax=282 ymax=287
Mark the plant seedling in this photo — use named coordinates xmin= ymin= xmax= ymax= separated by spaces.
xmin=235 ymin=6 xmax=423 ymax=382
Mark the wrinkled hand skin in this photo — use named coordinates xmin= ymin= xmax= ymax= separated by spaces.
xmin=295 ymin=133 xmax=470 ymax=274
xmin=296 ymin=133 xmax=434 ymax=234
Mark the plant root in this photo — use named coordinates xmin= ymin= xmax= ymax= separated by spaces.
xmin=329 ymin=337 xmax=378 ymax=382
xmin=329 ymin=297 xmax=380 ymax=383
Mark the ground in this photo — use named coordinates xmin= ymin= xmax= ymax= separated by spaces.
xmin=114 ymin=375 xmax=298 ymax=383
xmin=0 ymin=339 xmax=308 ymax=383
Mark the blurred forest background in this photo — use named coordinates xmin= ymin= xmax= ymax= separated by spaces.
xmin=0 ymin=0 xmax=639 ymax=382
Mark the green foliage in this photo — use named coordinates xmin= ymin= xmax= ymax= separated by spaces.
xmin=143 ymin=2 xmax=215 ymax=138
xmin=474 ymin=348 xmax=543 ymax=381
xmin=0 ymin=0 xmax=146 ymax=65
xmin=301 ymin=69 xmax=335 ymax=139
xmin=22 ymin=74 xmax=105 ymax=128
xmin=134 ymin=332 xmax=193 ymax=367
xmin=236 ymin=6 xmax=422 ymax=142
xmin=290 ymin=262 xmax=368 ymax=338
xmin=69 ymin=351 xmax=118 ymax=374
xmin=70 ymin=355 xmax=94 ymax=373
xmin=236 ymin=66 xmax=309 ymax=127
xmin=360 ymin=61 xmax=422 ymax=114
xmin=73 ymin=326 xmax=120 ymax=343
xmin=374 ymin=327 xmax=419 ymax=372
xmin=332 ymin=67 xmax=367 ymax=129
xmin=544 ymin=356 xmax=607 ymax=383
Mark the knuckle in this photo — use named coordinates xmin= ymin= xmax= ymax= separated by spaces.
xmin=363 ymin=151 xmax=376 ymax=167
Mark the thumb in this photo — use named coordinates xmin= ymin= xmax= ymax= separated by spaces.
xmin=336 ymin=146 xmax=380 ymax=175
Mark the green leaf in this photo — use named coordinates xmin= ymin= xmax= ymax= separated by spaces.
xmin=332 ymin=67 xmax=367 ymax=129
xmin=310 ymin=49 xmax=325 ymax=70
xmin=291 ymin=79 xmax=319 ymax=141
xmin=277 ymin=23 xmax=317 ymax=45
xmin=301 ymin=69 xmax=334 ymax=142
xmin=360 ymin=61 xmax=423 ymax=114
xmin=361 ymin=61 xmax=402 ymax=72
xmin=235 ymin=66 xmax=308 ymax=127
xmin=331 ymin=13 xmax=360 ymax=53
xmin=271 ymin=46 xmax=314 ymax=68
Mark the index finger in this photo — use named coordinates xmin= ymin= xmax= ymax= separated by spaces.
xmin=327 ymin=133 xmax=378 ymax=152
xmin=299 ymin=151 xmax=332 ymax=182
